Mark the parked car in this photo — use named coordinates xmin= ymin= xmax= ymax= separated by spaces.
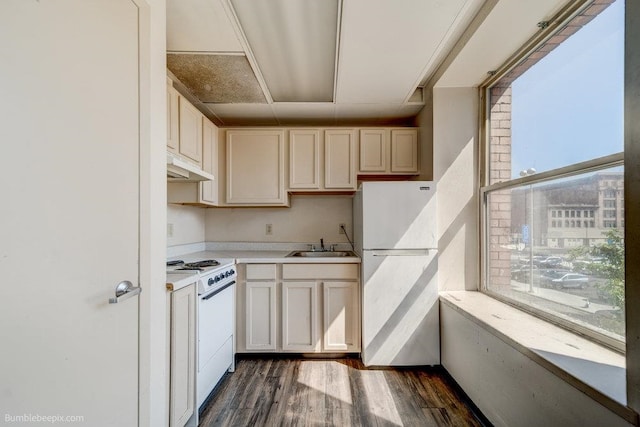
xmin=542 ymin=272 xmax=590 ymax=289
xmin=511 ymin=266 xmax=540 ymax=283
xmin=539 ymin=256 xmax=563 ymax=267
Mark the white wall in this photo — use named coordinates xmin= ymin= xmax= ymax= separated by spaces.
xmin=139 ymin=1 xmax=169 ymax=426
xmin=205 ymin=195 xmax=353 ymax=243
xmin=167 ymin=204 xmax=206 ymax=246
xmin=441 ymin=303 xmax=633 ymax=427
xmin=417 ymin=87 xmax=478 ymax=292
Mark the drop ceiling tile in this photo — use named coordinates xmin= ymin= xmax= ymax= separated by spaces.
xmin=206 ymin=103 xmax=278 ymax=126
xmin=231 ymin=0 xmax=339 ymax=102
xmin=167 ymin=54 xmax=266 ymax=103
xmin=336 ymin=0 xmax=470 ymax=103
xmin=167 ymin=0 xmax=243 ymax=53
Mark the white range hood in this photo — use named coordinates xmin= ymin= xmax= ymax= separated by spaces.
xmin=167 ymin=153 xmax=214 ymax=182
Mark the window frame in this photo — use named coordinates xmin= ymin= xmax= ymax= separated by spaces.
xmin=477 ymin=0 xmax=625 ymax=352
xmin=480 ymin=155 xmax=624 ymax=351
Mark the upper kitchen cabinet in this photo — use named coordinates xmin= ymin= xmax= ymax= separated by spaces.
xmin=288 ymin=129 xmax=356 ymax=192
xmin=358 ymin=128 xmax=419 ymax=175
xmin=167 ymin=79 xmax=180 ymax=155
xmin=166 ymin=80 xmax=204 ymax=168
xmin=391 ymin=129 xmax=419 ymax=173
xmin=359 ymin=129 xmax=386 ymax=173
xmin=324 ymin=129 xmax=356 ymax=190
xmin=200 ymin=119 xmax=219 ymax=204
xmin=226 ymin=129 xmax=288 ymax=206
xmin=178 ymin=97 xmax=203 ymax=167
xmin=167 ymin=117 xmax=219 ymax=206
xmin=289 ymin=129 xmax=321 ymax=190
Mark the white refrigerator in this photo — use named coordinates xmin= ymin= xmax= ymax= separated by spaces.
xmin=354 ymin=181 xmax=439 ymax=366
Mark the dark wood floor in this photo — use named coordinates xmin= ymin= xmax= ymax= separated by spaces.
xmin=199 ymin=357 xmax=489 ymax=426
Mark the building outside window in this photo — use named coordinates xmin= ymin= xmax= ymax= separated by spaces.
xmin=482 ymin=0 xmax=625 ymax=349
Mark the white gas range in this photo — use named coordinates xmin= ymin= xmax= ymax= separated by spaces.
xmin=166 ymin=258 xmax=236 ymax=409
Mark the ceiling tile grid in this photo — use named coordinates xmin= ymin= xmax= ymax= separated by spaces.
xmin=166 ymin=0 xmax=496 ymax=125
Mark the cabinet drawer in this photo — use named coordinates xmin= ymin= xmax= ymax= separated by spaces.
xmin=282 ymin=263 xmax=358 ymax=280
xmin=246 ymin=264 xmax=277 ymax=280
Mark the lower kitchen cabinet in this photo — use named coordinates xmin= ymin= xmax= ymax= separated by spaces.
xmin=323 ymin=281 xmax=359 ymax=352
xmin=237 ymin=263 xmax=360 ymax=353
xmin=170 ymin=284 xmax=196 ymax=427
xmin=282 ymin=282 xmax=318 ymax=351
xmin=245 ymin=281 xmax=277 ymax=351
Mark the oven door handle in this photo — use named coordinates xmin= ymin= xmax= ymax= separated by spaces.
xmin=202 ymin=280 xmax=236 ymax=301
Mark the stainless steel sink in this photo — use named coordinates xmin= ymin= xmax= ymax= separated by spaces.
xmin=286 ymin=250 xmax=356 ymax=258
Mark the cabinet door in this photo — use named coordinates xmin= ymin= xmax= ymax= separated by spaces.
xmin=167 ymin=81 xmax=180 ymax=154
xmin=289 ymin=129 xmax=320 ymax=189
xmin=227 ymin=130 xmax=286 ymax=204
xmin=323 ymin=281 xmax=360 ymax=352
xmin=325 ymin=130 xmax=356 ymax=189
xmin=359 ymin=129 xmax=386 ymax=173
xmin=170 ymin=284 xmax=196 ymax=427
xmin=178 ymin=97 xmax=203 ymax=166
xmin=200 ymin=118 xmax=218 ymax=204
xmin=390 ymin=129 xmax=418 ymax=173
xmin=245 ymin=282 xmax=277 ymax=351
xmin=282 ymin=282 xmax=318 ymax=351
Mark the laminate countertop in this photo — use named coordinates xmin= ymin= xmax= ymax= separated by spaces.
xmin=165 ymin=250 xmax=361 ymax=291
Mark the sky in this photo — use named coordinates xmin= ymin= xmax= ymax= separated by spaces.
xmin=510 ymin=0 xmax=624 ymax=178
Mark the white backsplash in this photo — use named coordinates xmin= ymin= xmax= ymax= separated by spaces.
xmin=205 ymin=195 xmax=353 ymax=243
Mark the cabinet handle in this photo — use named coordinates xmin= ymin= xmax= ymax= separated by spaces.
xmin=202 ymin=281 xmax=235 ymax=301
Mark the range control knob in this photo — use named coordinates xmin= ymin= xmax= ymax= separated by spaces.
xmin=208 ymin=277 xmax=214 ymax=285
xmin=230 ymin=269 xmax=235 ymax=275
xmin=218 ymin=274 xmax=225 ymax=281
xmin=225 ymin=271 xmax=231 ymax=278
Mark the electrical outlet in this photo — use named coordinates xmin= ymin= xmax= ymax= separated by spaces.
xmin=339 ymin=223 xmax=346 ymax=234
xmin=167 ymin=223 xmax=174 ymax=238
xmin=266 ymin=224 xmax=273 ymax=235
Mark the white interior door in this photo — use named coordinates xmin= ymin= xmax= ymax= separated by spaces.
xmin=0 ymin=1 xmax=141 ymax=425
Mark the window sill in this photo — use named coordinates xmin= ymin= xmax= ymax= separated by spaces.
xmin=440 ymin=291 xmax=637 ymax=425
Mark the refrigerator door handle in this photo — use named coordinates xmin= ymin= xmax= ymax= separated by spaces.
xmin=371 ymin=249 xmax=433 ymax=256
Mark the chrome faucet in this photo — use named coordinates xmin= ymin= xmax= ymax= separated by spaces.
xmin=320 ymin=238 xmax=326 ymax=251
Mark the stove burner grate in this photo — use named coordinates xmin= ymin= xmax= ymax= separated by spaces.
xmin=183 ymin=259 xmax=220 ymax=269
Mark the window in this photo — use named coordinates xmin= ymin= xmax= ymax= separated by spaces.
xmin=483 ymin=0 xmax=625 ymax=349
